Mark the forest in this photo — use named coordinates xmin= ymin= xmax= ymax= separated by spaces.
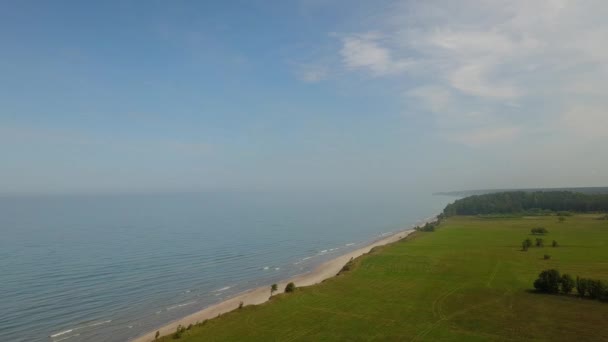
xmin=443 ymin=191 xmax=608 ymax=216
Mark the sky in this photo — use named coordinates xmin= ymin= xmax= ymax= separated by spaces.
xmin=1 ymin=0 xmax=607 ymax=195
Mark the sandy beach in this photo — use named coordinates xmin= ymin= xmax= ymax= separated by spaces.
xmin=131 ymin=218 xmax=435 ymax=342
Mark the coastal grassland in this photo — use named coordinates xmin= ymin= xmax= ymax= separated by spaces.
xmin=157 ymin=215 xmax=608 ymax=341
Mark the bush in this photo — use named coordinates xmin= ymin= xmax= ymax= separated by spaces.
xmin=155 ymin=331 xmax=160 ymax=340
xmin=558 ymin=216 xmax=565 ymax=223
xmin=588 ymin=280 xmax=606 ymax=299
xmin=543 ymin=254 xmax=551 ymax=260
xmin=561 ymin=274 xmax=575 ymax=294
xmin=535 ymin=238 xmax=544 ymax=247
xmin=238 ymin=301 xmax=244 ymax=309
xmin=534 ymin=269 xmax=561 ymax=293
xmin=415 ymin=221 xmax=439 ymax=232
xmin=576 ymin=277 xmax=589 ymax=297
xmin=552 ymin=240 xmax=558 ymax=247
xmin=285 ymin=282 xmax=296 ymax=293
xmin=270 ymin=283 xmax=278 ymax=295
xmin=531 ymin=227 xmax=549 ymax=235
xmin=173 ymin=324 xmax=186 ymax=339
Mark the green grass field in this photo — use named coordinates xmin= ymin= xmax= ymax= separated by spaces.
xmin=160 ymin=215 xmax=608 ymax=341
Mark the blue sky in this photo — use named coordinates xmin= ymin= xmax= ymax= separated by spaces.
xmin=1 ymin=1 xmax=607 ymax=194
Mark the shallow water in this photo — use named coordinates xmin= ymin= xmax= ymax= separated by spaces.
xmin=0 ymin=191 xmax=451 ymax=341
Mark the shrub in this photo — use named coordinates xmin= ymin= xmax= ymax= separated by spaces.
xmin=285 ymin=282 xmax=296 ymax=293
xmin=155 ymin=331 xmax=160 ymax=340
xmin=416 ymin=221 xmax=438 ymax=232
xmin=531 ymin=227 xmax=549 ymax=235
xmin=521 ymin=240 xmax=529 ymax=251
xmin=576 ymin=277 xmax=589 ymax=297
xmin=588 ymin=279 xmax=606 ymax=299
xmin=543 ymin=254 xmax=551 ymax=260
xmin=552 ymin=240 xmax=558 ymax=247
xmin=535 ymin=238 xmax=544 ymax=247
xmin=558 ymin=216 xmax=565 ymax=223
xmin=270 ymin=283 xmax=278 ymax=296
xmin=561 ymin=274 xmax=575 ymax=294
xmin=173 ymin=325 xmax=186 ymax=339
xmin=186 ymin=324 xmax=193 ymax=330
xmin=238 ymin=301 xmax=244 ymax=309
xmin=533 ymin=269 xmax=561 ymax=293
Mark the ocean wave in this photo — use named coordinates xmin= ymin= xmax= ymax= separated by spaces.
xmin=50 ymin=320 xmax=112 ymax=339
xmin=213 ymin=286 xmax=231 ymax=292
xmin=166 ymin=301 xmax=197 ymax=311
xmin=53 ymin=333 xmax=80 ymax=342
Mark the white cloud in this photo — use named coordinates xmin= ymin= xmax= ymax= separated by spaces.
xmin=448 ymin=62 xmax=520 ymax=99
xmin=340 ymin=33 xmax=414 ymax=76
xmin=335 ymin=0 xmax=608 ymax=146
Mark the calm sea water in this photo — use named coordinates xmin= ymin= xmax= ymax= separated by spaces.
xmin=0 ymin=191 xmax=451 ymax=342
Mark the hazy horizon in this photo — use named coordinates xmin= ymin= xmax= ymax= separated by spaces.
xmin=2 ymin=1 xmax=607 ymax=195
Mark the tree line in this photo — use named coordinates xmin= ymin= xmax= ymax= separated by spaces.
xmin=443 ymin=191 xmax=608 ymax=216
xmin=533 ymin=269 xmax=607 ymax=302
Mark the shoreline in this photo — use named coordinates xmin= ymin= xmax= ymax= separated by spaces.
xmin=131 ymin=216 xmax=437 ymax=342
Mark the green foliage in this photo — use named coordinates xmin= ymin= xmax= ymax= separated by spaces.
xmin=531 ymin=227 xmax=549 ymax=235
xmin=156 ymin=331 xmax=160 ymax=340
xmin=588 ymin=279 xmax=607 ymax=300
xmin=521 ymin=239 xmax=530 ymax=251
xmin=285 ymin=282 xmax=296 ymax=293
xmin=415 ymin=220 xmax=440 ymax=232
xmin=535 ymin=238 xmax=544 ymax=247
xmin=558 ymin=216 xmax=565 ymax=223
xmin=561 ymin=274 xmax=575 ymax=294
xmin=576 ymin=276 xmax=588 ymax=297
xmin=543 ymin=254 xmax=551 ymax=260
xmin=270 ymin=283 xmax=278 ymax=295
xmin=238 ymin=301 xmax=244 ymax=309
xmin=552 ymin=240 xmax=558 ymax=247
xmin=534 ymin=269 xmax=561 ymax=293
xmin=443 ymin=191 xmax=608 ymax=216
xmin=172 ymin=325 xmax=186 ymax=339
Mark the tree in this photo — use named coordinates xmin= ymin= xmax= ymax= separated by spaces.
xmin=561 ymin=274 xmax=575 ymax=294
xmin=535 ymin=238 xmax=544 ymax=247
xmin=533 ymin=269 xmax=561 ymax=293
xmin=270 ymin=283 xmax=278 ymax=296
xmin=532 ymin=227 xmax=549 ymax=235
xmin=576 ymin=276 xmax=588 ymax=297
xmin=588 ymin=280 xmax=606 ymax=299
xmin=155 ymin=331 xmax=160 ymax=340
xmin=552 ymin=240 xmax=558 ymax=247
xmin=543 ymin=254 xmax=551 ymax=260
xmin=285 ymin=282 xmax=296 ymax=293
xmin=522 ymin=240 xmax=529 ymax=251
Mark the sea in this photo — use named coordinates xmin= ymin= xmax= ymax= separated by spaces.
xmin=0 ymin=190 xmax=452 ymax=342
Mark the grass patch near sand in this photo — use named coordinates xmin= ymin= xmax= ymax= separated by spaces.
xmin=157 ymin=215 xmax=608 ymax=341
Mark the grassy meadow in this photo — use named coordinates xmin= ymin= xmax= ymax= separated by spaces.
xmin=158 ymin=214 xmax=608 ymax=341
